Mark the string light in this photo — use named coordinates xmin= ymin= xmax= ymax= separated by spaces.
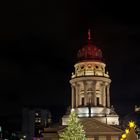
xmin=121 ymin=133 xmax=126 ymax=139
xmin=125 ymin=128 xmax=129 ymax=134
xmin=129 ymin=121 xmax=135 ymax=128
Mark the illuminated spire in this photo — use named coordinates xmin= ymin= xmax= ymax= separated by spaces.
xmin=88 ymin=29 xmax=91 ymax=41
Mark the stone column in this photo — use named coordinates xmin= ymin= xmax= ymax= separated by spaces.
xmin=92 ymin=81 xmax=96 ymax=106
xmin=71 ymin=85 xmax=75 ymax=108
xmin=107 ymin=85 xmax=110 ymax=108
xmin=101 ymin=83 xmax=103 ymax=106
xmin=84 ymin=81 xmax=88 ymax=106
xmin=76 ymin=83 xmax=80 ymax=107
xmin=103 ymin=84 xmax=106 ymax=107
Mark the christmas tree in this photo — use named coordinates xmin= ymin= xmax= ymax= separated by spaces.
xmin=126 ymin=128 xmax=138 ymax=140
xmin=126 ymin=121 xmax=138 ymax=140
xmin=59 ymin=109 xmax=87 ymax=140
xmin=121 ymin=121 xmax=138 ymax=140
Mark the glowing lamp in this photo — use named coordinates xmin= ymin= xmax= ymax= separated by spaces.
xmin=129 ymin=121 xmax=135 ymax=128
xmin=71 ymin=108 xmax=75 ymax=112
xmin=122 ymin=133 xmax=126 ymax=139
xmin=120 ymin=139 xmax=124 ymax=140
xmin=125 ymin=128 xmax=129 ymax=134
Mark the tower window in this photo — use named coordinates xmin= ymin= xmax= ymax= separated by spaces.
xmin=81 ymin=66 xmax=84 ymax=69
xmin=95 ymin=65 xmax=98 ymax=69
xmin=81 ymin=97 xmax=84 ymax=106
xmin=96 ymin=97 xmax=100 ymax=106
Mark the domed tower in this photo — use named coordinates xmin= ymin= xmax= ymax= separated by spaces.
xmin=62 ymin=30 xmax=119 ymax=126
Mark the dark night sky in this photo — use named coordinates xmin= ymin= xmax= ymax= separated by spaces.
xmin=0 ymin=0 xmax=140 ymax=124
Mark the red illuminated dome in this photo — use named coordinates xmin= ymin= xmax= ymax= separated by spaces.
xmin=77 ymin=29 xmax=103 ymax=62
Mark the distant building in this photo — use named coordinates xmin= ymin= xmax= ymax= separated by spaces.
xmin=22 ymin=108 xmax=51 ymax=140
xmin=43 ymin=30 xmax=123 ymax=140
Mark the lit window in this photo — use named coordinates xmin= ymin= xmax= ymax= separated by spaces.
xmin=35 ymin=113 xmax=39 ymax=116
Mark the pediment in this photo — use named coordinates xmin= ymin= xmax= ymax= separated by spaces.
xmin=80 ymin=118 xmax=123 ymax=134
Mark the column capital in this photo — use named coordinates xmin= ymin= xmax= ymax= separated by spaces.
xmin=71 ymin=83 xmax=76 ymax=87
xmin=105 ymin=82 xmax=109 ymax=86
xmin=75 ymin=82 xmax=80 ymax=87
xmin=83 ymin=80 xmax=87 ymax=85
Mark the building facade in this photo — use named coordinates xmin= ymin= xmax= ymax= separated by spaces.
xmin=62 ymin=30 xmax=119 ymax=126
